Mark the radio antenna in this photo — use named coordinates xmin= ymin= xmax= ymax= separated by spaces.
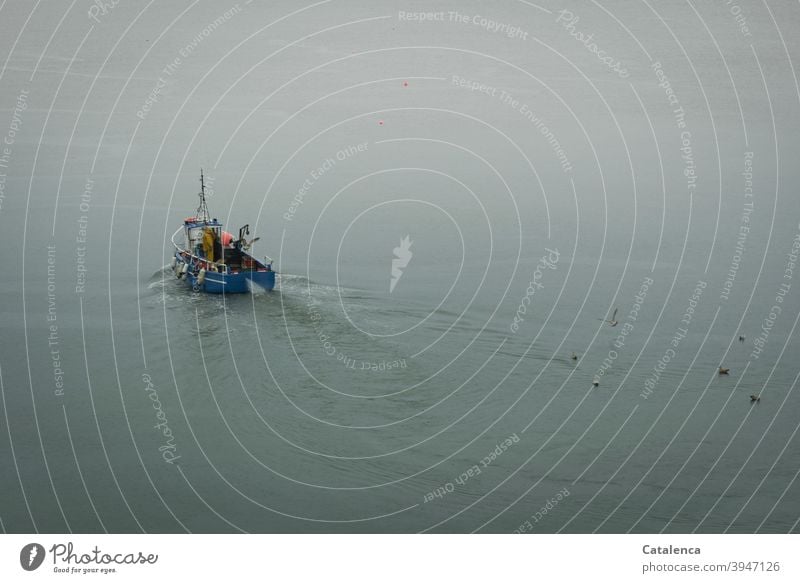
xmin=196 ymin=168 xmax=210 ymax=222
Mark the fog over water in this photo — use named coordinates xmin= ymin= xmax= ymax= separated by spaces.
xmin=0 ymin=0 xmax=799 ymax=533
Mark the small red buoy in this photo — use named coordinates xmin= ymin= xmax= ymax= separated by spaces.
xmin=378 ymin=120 xmax=384 ymax=125
xmin=403 ymin=81 xmax=408 ymax=87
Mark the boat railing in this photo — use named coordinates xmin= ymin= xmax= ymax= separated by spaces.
xmin=170 ymin=226 xmax=229 ymax=273
xmin=170 ymin=226 xmax=273 ymax=271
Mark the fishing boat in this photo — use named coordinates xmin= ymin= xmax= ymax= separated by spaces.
xmin=170 ymin=170 xmax=275 ymax=293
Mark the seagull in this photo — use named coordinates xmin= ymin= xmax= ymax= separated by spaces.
xmin=242 ymin=236 xmax=260 ymax=250
xmin=719 ymin=367 xmax=730 ymax=375
xmin=739 ymin=335 xmax=746 ymax=343
xmin=571 ymin=352 xmax=578 ymax=361
xmin=598 ymin=308 xmax=619 ymax=327
xmin=750 ymin=394 xmax=760 ymax=402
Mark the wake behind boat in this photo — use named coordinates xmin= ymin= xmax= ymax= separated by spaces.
xmin=170 ymin=171 xmax=275 ymax=293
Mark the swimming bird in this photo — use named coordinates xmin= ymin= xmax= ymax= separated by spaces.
xmin=719 ymin=367 xmax=730 ymax=375
xmin=598 ymin=307 xmax=619 ymax=327
xmin=750 ymin=394 xmax=760 ymax=402
xmin=571 ymin=352 xmax=578 ymax=360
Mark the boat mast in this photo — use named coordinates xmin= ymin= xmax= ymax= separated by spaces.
xmin=196 ymin=168 xmax=211 ymax=223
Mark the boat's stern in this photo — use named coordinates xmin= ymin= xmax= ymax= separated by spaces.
xmin=171 ymin=250 xmax=275 ymax=294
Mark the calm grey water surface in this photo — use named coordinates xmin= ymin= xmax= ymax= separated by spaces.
xmin=1 ymin=0 xmax=799 ymax=532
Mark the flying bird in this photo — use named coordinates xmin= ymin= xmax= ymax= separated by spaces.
xmin=719 ymin=367 xmax=730 ymax=375
xmin=598 ymin=308 xmax=618 ymax=327
xmin=750 ymin=394 xmax=760 ymax=402
xmin=571 ymin=352 xmax=578 ymax=361
xmin=739 ymin=335 xmax=746 ymax=343
xmin=592 ymin=378 xmax=600 ymax=387
xmin=241 ymin=236 xmax=260 ymax=250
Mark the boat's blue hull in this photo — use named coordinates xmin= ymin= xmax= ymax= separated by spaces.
xmin=173 ymin=253 xmax=275 ymax=293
